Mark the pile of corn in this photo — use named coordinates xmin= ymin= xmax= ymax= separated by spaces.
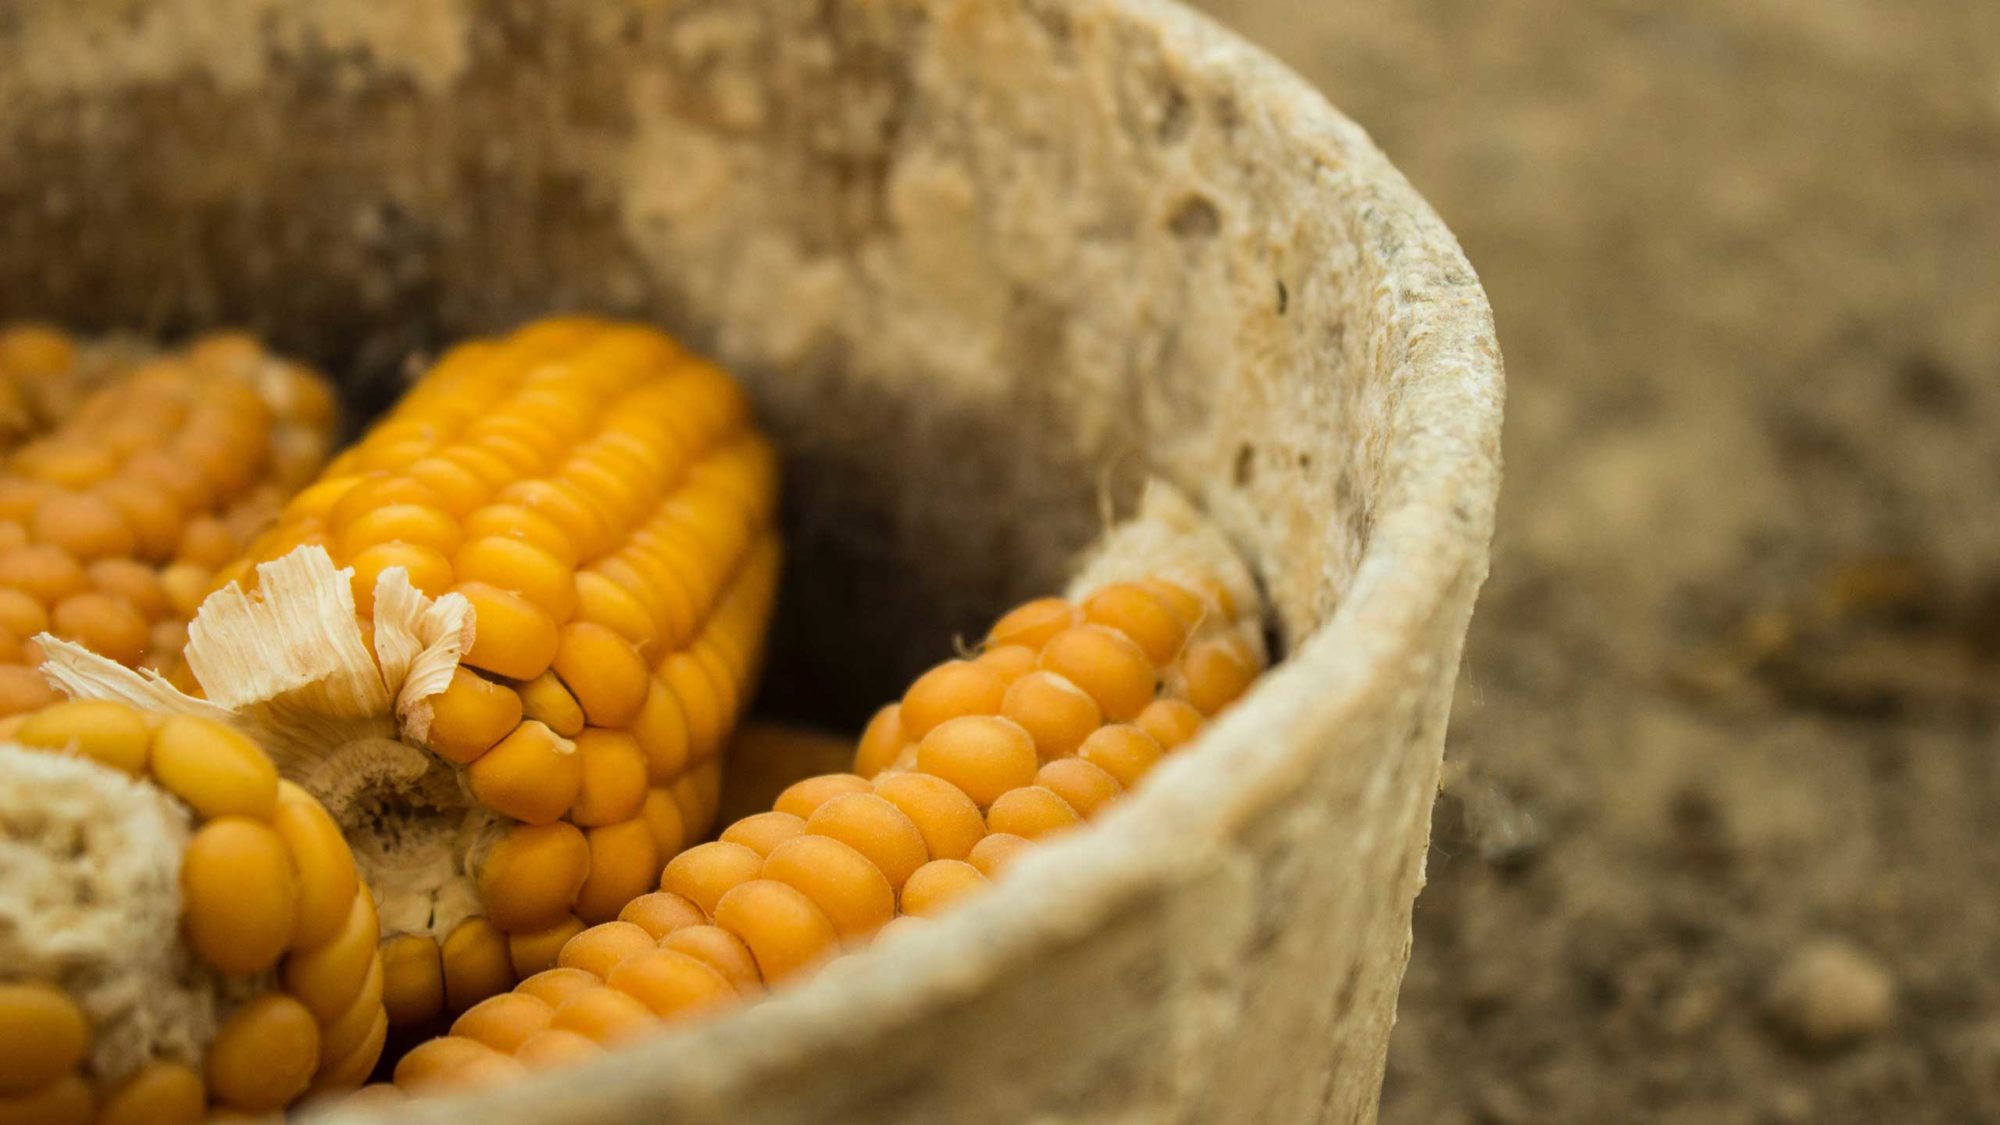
xmin=381 ymin=573 xmax=1262 ymax=1098
xmin=0 ymin=315 xmax=1270 ymax=1120
xmin=203 ymin=319 xmax=783 ymax=1027
xmin=0 ymin=326 xmax=336 ymax=715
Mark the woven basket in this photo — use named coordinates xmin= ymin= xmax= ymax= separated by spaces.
xmin=0 ymin=0 xmax=1503 ymax=1119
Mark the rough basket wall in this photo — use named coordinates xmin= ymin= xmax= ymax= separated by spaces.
xmin=0 ymin=0 xmax=1503 ymax=1120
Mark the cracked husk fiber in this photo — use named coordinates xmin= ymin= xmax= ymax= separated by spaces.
xmin=0 ymin=0 xmax=1503 ymax=1120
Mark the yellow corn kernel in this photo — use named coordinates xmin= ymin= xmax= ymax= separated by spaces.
xmin=281 ymin=890 xmax=380 ymax=1022
xmin=899 ymin=659 xmax=1007 ymax=741
xmin=900 ymin=859 xmax=991 ymax=918
xmin=462 ymin=503 xmax=579 ymax=568
xmin=176 ymin=516 xmax=239 ymax=569
xmin=631 ymin=680 xmax=691 ymax=783
xmin=572 ymin=569 xmax=662 ymax=655
xmin=380 ymin=934 xmax=446 ymax=1027
xmin=967 ymin=832 xmax=1036 ymax=879
xmin=515 ymin=968 xmax=601 ymax=1009
xmin=0 ymin=1074 xmax=90 ymax=1125
xmin=479 ymin=822 xmax=591 ymax=932
xmin=508 ymin=915 xmax=589 ymax=979
xmin=552 ymin=622 xmax=649 ymax=727
xmin=393 ymin=1036 xmax=497 ymax=1092
xmin=13 ymin=698 xmax=151 ymax=773
xmin=513 ymin=1028 xmax=603 ymax=1071
xmin=467 ymin=720 xmax=582 ymax=826
xmin=0 ymin=545 xmax=87 ymax=610
xmin=659 ymin=652 xmax=726 ymax=763
xmin=975 ymin=643 xmax=1040 ymax=683
xmin=157 ymin=562 xmax=210 ymax=619
xmin=617 ymin=892 xmax=706 ymax=940
xmin=348 ymin=541 xmax=453 ymax=615
xmin=205 ymin=993 xmax=320 ymax=1112
xmin=555 ymin=728 xmax=649 ymax=830
xmin=555 ymin=920 xmax=656 ymax=979
xmin=149 ymin=715 xmax=279 ymax=820
xmin=317 ymin=953 xmax=387 ymax=1073
xmin=712 ymin=880 xmax=838 ymax=983
xmin=870 ymin=772 xmax=988 ymax=862
xmin=180 ymin=816 xmax=298 ymax=976
xmin=1001 ymin=670 xmax=1103 ymax=761
xmin=452 ymin=993 xmax=555 ymax=1054
xmin=85 ymin=558 xmax=168 ymax=618
xmin=315 ymin=1010 xmax=390 ymax=1095
xmin=639 ymin=787 xmax=689 ymax=862
xmin=1175 ymin=635 xmax=1258 ymax=715
xmin=515 ymin=671 xmax=586 ymax=738
xmin=721 ymin=810 xmax=809 ymax=857
xmin=272 ymin=782 xmax=362 ymax=948
xmin=768 ymin=773 xmax=869 ymax=822
xmin=549 ymin=986 xmax=654 ymax=1046
xmin=454 ymin=535 xmax=578 ymax=622
xmin=659 ymin=925 xmax=762 ymax=994
xmin=496 ymin=480 xmax=610 ymax=562
xmin=0 ymin=666 xmax=56 ymax=717
xmin=986 ymin=596 xmax=1076 ymax=650
xmin=1082 ymin=583 xmax=1192 ymax=666
xmin=604 ymin=949 xmax=734 ymax=1020
xmin=95 ymin=1061 xmax=204 ymax=1125
xmin=426 ymin=666 xmax=525 ymax=765
xmin=572 ymin=820 xmax=661 ymax=923
xmin=335 ymin=502 xmax=461 ymax=560
xmin=457 ymin=581 xmax=560 ymax=680
xmin=659 ymin=841 xmax=764 ymax=917
xmin=49 ymin=591 xmax=149 ymax=666
xmin=1135 ymin=697 xmax=1205 ymax=750
xmin=441 ymin=918 xmax=516 ymax=1013
xmin=852 ymin=703 xmax=906 ymax=779
xmin=0 ymin=982 xmax=87 ymax=1096
xmin=986 ymin=785 xmax=1084 ymax=840
xmin=0 ymin=589 xmax=46 ymax=638
xmin=406 ymin=457 xmax=490 ymax=517
xmin=1034 ymin=757 xmax=1124 ymax=818
xmin=1077 ymin=724 xmax=1167 ymax=789
xmin=760 ymin=835 xmax=896 ymax=942
xmin=804 ymin=793 xmax=931 ymax=892
xmin=1039 ymin=624 xmax=1158 ymax=722
xmin=915 ymin=715 xmax=1040 ymax=809
xmin=30 ymin=491 xmax=136 ymax=562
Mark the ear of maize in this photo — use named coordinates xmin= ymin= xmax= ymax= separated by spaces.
xmin=43 ymin=318 xmax=783 ymax=1031
xmin=0 ymin=326 xmax=337 ymax=716
xmin=0 ymin=699 xmax=383 ymax=1122
xmin=381 ymin=484 xmax=1267 ymax=1096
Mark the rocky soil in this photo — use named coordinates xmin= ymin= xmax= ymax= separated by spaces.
xmin=1190 ymin=1 xmax=2000 ymax=1120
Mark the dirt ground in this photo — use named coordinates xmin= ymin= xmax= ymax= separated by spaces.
xmin=1189 ymin=1 xmax=2000 ymax=1121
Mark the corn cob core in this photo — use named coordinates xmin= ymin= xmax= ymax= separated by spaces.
xmin=380 ymin=486 xmax=1266 ymax=1097
xmin=0 ymin=326 xmax=337 ymax=716
xmin=140 ymin=318 xmax=783 ymax=1029
xmin=0 ymin=700 xmax=384 ymax=1121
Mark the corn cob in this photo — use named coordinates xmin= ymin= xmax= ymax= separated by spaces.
xmin=373 ymin=485 xmax=1265 ymax=1098
xmin=0 ymin=326 xmax=337 ymax=716
xmin=0 ymin=699 xmax=384 ymax=1122
xmin=41 ymin=318 xmax=782 ymax=1032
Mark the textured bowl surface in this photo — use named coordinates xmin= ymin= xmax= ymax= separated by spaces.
xmin=0 ymin=0 xmax=1503 ymax=1120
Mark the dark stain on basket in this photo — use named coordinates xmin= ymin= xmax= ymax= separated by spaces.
xmin=1168 ymin=194 xmax=1223 ymax=240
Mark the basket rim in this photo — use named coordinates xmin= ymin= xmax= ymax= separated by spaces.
xmin=344 ymin=0 xmax=1503 ymax=1117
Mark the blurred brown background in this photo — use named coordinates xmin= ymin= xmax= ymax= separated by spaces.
xmin=1190 ymin=1 xmax=2000 ymax=1121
